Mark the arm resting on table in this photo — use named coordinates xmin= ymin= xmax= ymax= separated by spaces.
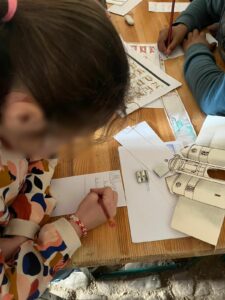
xmin=184 ymin=44 xmax=225 ymax=116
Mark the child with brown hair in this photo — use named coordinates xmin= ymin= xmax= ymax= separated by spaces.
xmin=0 ymin=0 xmax=129 ymax=298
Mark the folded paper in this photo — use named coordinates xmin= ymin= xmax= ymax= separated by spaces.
xmin=168 ymin=154 xmax=225 ymax=185
xmin=166 ymin=173 xmax=225 ymax=209
xmin=181 ymin=144 xmax=225 ymax=167
xmin=171 ymin=196 xmax=224 ymax=246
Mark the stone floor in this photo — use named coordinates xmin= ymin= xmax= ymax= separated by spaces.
xmin=40 ymin=255 xmax=225 ymax=300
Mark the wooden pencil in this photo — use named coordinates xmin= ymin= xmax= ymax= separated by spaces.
xmin=167 ymin=0 xmax=176 ymax=48
xmin=98 ymin=195 xmax=116 ymax=227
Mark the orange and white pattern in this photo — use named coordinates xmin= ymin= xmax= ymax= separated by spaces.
xmin=0 ymin=145 xmax=81 ymax=299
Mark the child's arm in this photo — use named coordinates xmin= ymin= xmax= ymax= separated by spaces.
xmin=5 ymin=159 xmax=59 ymax=238
xmin=0 ymin=218 xmax=81 ymax=299
xmin=175 ymin=0 xmax=224 ymax=31
xmin=158 ymin=0 xmax=224 ymax=55
xmin=0 ymin=190 xmax=117 ymax=298
xmin=183 ymin=30 xmax=225 ymax=115
xmin=0 ymin=156 xmax=117 ymax=298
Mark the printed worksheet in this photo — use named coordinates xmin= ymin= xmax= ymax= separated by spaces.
xmin=128 ymin=43 xmax=164 ymax=108
xmin=129 ymin=43 xmax=161 ymax=67
xmin=50 ymin=170 xmax=126 ymax=217
xmin=125 ymin=44 xmax=181 ymax=114
xmin=127 ymin=43 xmax=195 ymax=145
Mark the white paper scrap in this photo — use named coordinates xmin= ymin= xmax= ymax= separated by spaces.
xmin=196 ymin=116 xmax=225 ymax=149
xmin=206 ymin=33 xmax=218 ymax=46
xmin=107 ymin=0 xmax=127 ymax=5
xmin=108 ymin=0 xmax=142 ymax=16
xmin=148 ymin=2 xmax=190 ymax=13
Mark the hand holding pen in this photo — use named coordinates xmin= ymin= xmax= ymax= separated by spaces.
xmin=91 ymin=187 xmax=117 ymax=227
xmin=75 ymin=187 xmax=117 ymax=232
xmin=157 ymin=0 xmax=189 ymax=56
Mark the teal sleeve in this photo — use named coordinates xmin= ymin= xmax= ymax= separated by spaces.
xmin=174 ymin=0 xmax=224 ymax=31
xmin=184 ymin=44 xmax=225 ymax=116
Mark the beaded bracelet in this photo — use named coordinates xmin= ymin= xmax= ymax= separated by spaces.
xmin=68 ymin=215 xmax=88 ymax=238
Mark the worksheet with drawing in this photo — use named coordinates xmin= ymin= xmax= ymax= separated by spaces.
xmin=50 ymin=170 xmax=126 ymax=217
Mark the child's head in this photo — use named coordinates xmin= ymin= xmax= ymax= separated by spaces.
xmin=0 ymin=0 xmax=129 ymax=157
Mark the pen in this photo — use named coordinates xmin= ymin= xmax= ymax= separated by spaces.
xmin=166 ymin=0 xmax=176 ymax=48
xmin=98 ymin=195 xmax=116 ymax=227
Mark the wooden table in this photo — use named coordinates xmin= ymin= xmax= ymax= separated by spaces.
xmin=54 ymin=0 xmax=225 ymax=267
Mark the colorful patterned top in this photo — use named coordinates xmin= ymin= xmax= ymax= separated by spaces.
xmin=0 ymin=144 xmax=81 ymax=299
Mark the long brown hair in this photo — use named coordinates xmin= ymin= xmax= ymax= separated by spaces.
xmin=0 ymin=0 xmax=129 ymax=132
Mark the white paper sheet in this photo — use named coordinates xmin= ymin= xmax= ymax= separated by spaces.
xmin=119 ymin=146 xmax=185 ymax=242
xmin=50 ymin=170 xmax=126 ymax=217
xmin=148 ymin=2 xmax=190 ymax=12
xmin=125 ymin=44 xmax=181 ymax=114
xmin=115 ymin=122 xmax=187 ymax=242
xmin=196 ymin=116 xmax=225 ymax=149
xmin=107 ymin=0 xmax=127 ymax=5
xmin=115 ymin=123 xmax=173 ymax=170
xmin=115 ymin=124 xmax=175 ymax=201
xmin=172 ymin=196 xmax=224 ymax=245
xmin=108 ymin=0 xmax=142 ymax=16
xmin=132 ymin=121 xmax=164 ymax=144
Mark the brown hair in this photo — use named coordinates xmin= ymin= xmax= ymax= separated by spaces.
xmin=0 ymin=0 xmax=129 ymax=132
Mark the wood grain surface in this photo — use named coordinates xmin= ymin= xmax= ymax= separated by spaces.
xmin=54 ymin=0 xmax=225 ymax=267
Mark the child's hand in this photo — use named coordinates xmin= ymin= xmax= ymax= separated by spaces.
xmin=183 ymin=29 xmax=217 ymax=52
xmin=75 ymin=187 xmax=118 ymax=232
xmin=158 ymin=24 xmax=188 ymax=55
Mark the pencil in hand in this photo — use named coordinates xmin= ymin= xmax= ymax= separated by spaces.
xmin=166 ymin=0 xmax=176 ymax=49
xmin=98 ymin=195 xmax=116 ymax=227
